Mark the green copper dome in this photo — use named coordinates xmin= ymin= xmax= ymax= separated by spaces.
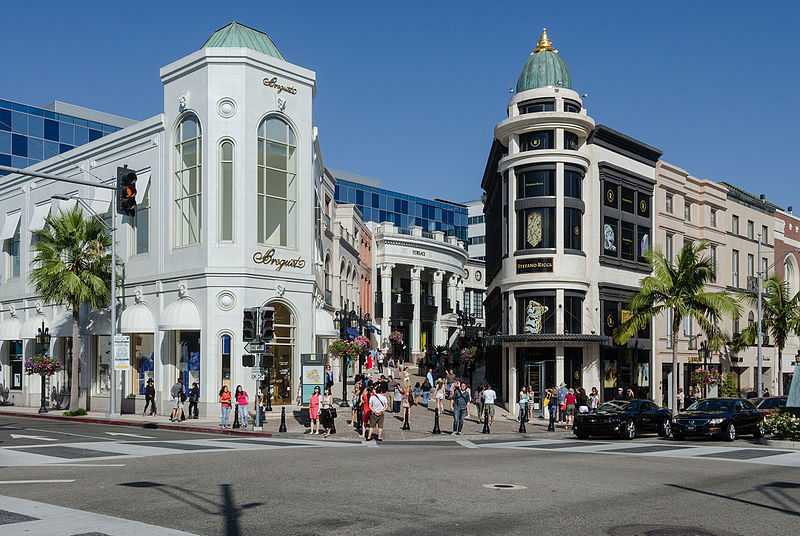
xmin=203 ymin=22 xmax=285 ymax=60
xmin=515 ymin=29 xmax=572 ymax=93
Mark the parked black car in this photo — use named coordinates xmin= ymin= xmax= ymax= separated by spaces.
xmin=574 ymin=399 xmax=672 ymax=440
xmin=750 ymin=396 xmax=787 ymax=418
xmin=672 ymin=398 xmax=764 ymax=441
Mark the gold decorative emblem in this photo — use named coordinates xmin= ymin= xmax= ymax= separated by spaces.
xmin=527 ymin=211 xmax=542 ymax=248
xmin=639 ymin=199 xmax=647 ymax=214
xmin=606 ymin=189 xmax=615 ymax=203
xmin=531 ymin=137 xmax=541 ymax=148
xmin=606 ymin=313 xmax=616 ymax=328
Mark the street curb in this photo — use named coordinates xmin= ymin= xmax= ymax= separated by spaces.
xmin=0 ymin=409 xmax=274 ymax=437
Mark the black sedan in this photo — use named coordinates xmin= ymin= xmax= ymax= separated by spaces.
xmin=671 ymin=398 xmax=764 ymax=441
xmin=574 ymin=399 xmax=672 ymax=440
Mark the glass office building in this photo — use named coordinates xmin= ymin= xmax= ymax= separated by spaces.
xmin=335 ymin=177 xmax=468 ymax=241
xmin=0 ymin=99 xmax=125 ymax=175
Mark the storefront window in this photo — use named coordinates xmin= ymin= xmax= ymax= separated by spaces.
xmin=95 ymin=335 xmax=112 ymax=394
xmin=174 ymin=114 xmax=202 ymax=247
xmin=517 ymin=294 xmax=556 ymax=335
xmin=517 ymin=167 xmax=555 ymax=198
xmin=564 ymin=131 xmax=579 ymax=151
xmin=517 ymin=207 xmax=556 ymax=250
xmin=564 ymin=295 xmax=583 ymax=334
xmin=10 ymin=340 xmax=23 ymax=390
xmin=564 ymin=169 xmax=583 ymax=199
xmin=519 ymin=130 xmax=554 ymax=151
xmin=132 ymin=334 xmax=154 ymax=395
xmin=257 ymin=116 xmax=297 ymax=247
xmin=221 ymin=334 xmax=232 ymax=389
xmin=178 ymin=331 xmax=201 ymax=393
xmin=564 ymin=208 xmax=582 ymax=251
xmin=268 ymin=303 xmax=295 ymax=405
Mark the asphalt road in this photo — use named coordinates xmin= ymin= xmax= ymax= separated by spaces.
xmin=0 ymin=415 xmax=798 ymax=536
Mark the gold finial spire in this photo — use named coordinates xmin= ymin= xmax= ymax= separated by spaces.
xmin=533 ymin=28 xmax=554 ymax=53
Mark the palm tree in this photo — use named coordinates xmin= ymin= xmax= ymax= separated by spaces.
xmin=732 ymin=276 xmax=800 ymax=396
xmin=30 ymin=208 xmax=111 ymax=411
xmin=615 ymin=241 xmax=740 ymax=411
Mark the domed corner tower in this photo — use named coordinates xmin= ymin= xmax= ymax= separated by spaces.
xmin=482 ymin=29 xmax=601 ymax=417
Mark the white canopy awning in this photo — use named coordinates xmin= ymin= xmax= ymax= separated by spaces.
xmin=0 ymin=318 xmax=22 ymax=341
xmin=29 ymin=202 xmax=53 ymax=232
xmin=90 ymin=186 xmax=113 ymax=215
xmin=121 ymin=303 xmax=156 ymax=333
xmin=57 ymin=198 xmax=78 ymax=214
xmin=135 ymin=171 xmax=151 ymax=204
xmin=21 ymin=315 xmax=49 ymax=339
xmin=0 ymin=211 xmax=21 ymax=240
xmin=159 ymin=299 xmax=201 ymax=331
xmin=315 ymin=308 xmax=338 ymax=338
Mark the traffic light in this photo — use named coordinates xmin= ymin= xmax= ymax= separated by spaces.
xmin=242 ymin=354 xmax=255 ymax=367
xmin=260 ymin=306 xmax=275 ymax=342
xmin=242 ymin=307 xmax=258 ymax=342
xmin=116 ymin=166 xmax=137 ymax=217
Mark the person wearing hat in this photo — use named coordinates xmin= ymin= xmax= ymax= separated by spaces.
xmin=143 ymin=378 xmax=157 ymax=416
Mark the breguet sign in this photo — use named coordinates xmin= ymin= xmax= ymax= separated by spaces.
xmin=252 ymin=248 xmax=306 ymax=270
xmin=263 ymin=77 xmax=297 ymax=95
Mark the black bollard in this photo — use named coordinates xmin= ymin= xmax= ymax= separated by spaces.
xmin=278 ymin=407 xmax=287 ymax=433
xmin=482 ymin=410 xmax=490 ymax=434
xmin=401 ymin=407 xmax=411 ymax=430
xmin=432 ymin=408 xmax=441 ymax=434
xmin=330 ymin=410 xmax=337 ymax=435
xmin=233 ymin=405 xmax=240 ymax=429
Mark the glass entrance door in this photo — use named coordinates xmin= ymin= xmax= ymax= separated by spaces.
xmin=524 ymin=361 xmax=545 ymax=415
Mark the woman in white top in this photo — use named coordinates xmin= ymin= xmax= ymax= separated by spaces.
xmin=320 ymin=387 xmax=335 ymax=438
xmin=434 ymin=379 xmax=446 ymax=413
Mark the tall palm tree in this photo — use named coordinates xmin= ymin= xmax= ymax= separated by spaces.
xmin=732 ymin=276 xmax=800 ymax=396
xmin=615 ymin=241 xmax=740 ymax=411
xmin=30 ymin=208 xmax=111 ymax=411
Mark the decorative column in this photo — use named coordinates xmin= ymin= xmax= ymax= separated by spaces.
xmin=380 ymin=263 xmax=394 ymax=343
xmin=432 ymin=270 xmax=444 ymax=346
xmin=411 ymin=266 xmax=422 ymax=359
xmin=556 ymin=344 xmax=565 ymax=387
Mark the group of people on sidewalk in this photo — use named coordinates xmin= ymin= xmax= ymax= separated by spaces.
xmin=517 ymin=384 xmax=607 ymax=432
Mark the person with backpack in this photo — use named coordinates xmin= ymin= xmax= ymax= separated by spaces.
xmin=169 ymin=380 xmax=184 ymax=422
xmin=234 ymin=385 xmax=249 ymax=429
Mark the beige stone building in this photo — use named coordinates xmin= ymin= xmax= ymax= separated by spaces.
xmin=653 ymin=161 xmax=778 ymax=407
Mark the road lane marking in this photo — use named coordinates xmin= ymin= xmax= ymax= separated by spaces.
xmin=27 ymin=428 xmax=110 ymax=440
xmin=0 ymin=480 xmax=75 ymax=484
xmin=105 ymin=432 xmax=155 ymax=439
xmin=456 ymin=439 xmax=479 ymax=448
xmin=50 ymin=463 xmax=127 ymax=467
xmin=9 ymin=434 xmax=57 ymax=441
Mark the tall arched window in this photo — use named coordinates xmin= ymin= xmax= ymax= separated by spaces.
xmin=257 ymin=116 xmax=296 ymax=247
xmin=219 ymin=140 xmax=234 ymax=242
xmin=785 ymin=255 xmax=797 ymax=295
xmin=268 ymin=302 xmax=295 ymax=405
xmin=174 ymin=114 xmax=202 ymax=247
xmin=220 ymin=334 xmax=232 ymax=389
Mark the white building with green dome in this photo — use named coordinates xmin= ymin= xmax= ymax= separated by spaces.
xmin=481 ymin=30 xmax=664 ymax=415
xmin=0 ymin=22 xmax=323 ymax=414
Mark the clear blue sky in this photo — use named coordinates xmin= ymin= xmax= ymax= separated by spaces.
xmin=3 ymin=1 xmax=798 ymax=206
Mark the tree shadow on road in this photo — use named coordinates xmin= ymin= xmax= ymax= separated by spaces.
xmin=666 ymin=482 xmax=800 ymax=517
xmin=119 ymin=481 xmax=263 ymax=535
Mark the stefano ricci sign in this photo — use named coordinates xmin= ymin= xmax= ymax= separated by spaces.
xmin=252 ymin=248 xmax=306 ymax=270
xmin=516 ymin=258 xmax=554 ymax=274
xmin=263 ymin=77 xmax=298 ymax=94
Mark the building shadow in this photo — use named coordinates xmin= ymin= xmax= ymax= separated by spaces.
xmin=666 ymin=482 xmax=800 ymax=517
xmin=119 ymin=481 xmax=263 ymax=535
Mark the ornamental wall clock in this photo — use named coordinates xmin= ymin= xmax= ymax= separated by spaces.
xmin=475 ymin=271 xmax=482 ymax=281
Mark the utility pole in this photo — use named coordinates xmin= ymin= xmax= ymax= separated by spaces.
xmin=757 ymin=232 xmax=763 ymax=398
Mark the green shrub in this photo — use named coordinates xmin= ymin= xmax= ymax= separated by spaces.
xmin=63 ymin=408 xmax=88 ymax=417
xmin=764 ymin=412 xmax=800 ymax=441
xmin=719 ymin=373 xmax=738 ymax=398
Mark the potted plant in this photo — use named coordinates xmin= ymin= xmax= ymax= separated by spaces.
xmin=25 ymin=355 xmax=62 ymax=414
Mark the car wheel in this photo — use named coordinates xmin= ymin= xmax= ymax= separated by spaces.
xmin=575 ymin=429 xmax=589 ymax=440
xmin=754 ymin=420 xmax=765 ymax=439
xmin=724 ymin=422 xmax=736 ymax=442
xmin=659 ymin=419 xmax=672 ymax=438
xmin=623 ymin=419 xmax=637 ymax=440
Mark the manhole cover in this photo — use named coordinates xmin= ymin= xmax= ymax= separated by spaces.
xmin=482 ymin=483 xmax=527 ymax=490
xmin=607 ymin=525 xmax=740 ymax=536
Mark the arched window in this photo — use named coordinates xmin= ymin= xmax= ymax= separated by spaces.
xmin=174 ymin=114 xmax=202 ymax=247
xmin=267 ymin=302 xmax=295 ymax=405
xmin=220 ymin=334 xmax=232 ymax=389
xmin=784 ymin=255 xmax=797 ymax=295
xmin=219 ymin=141 xmax=234 ymax=242
xmin=257 ymin=116 xmax=296 ymax=247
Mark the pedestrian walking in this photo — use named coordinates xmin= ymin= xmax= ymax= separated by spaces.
xmin=235 ymin=385 xmax=249 ymax=429
xmin=324 ymin=364 xmax=334 ymax=392
xmin=482 ymin=384 xmax=497 ymax=425
xmin=452 ymin=382 xmax=470 ymax=435
xmin=426 ymin=367 xmax=435 ymax=392
xmin=219 ymin=385 xmax=232 ymax=428
xmin=589 ymin=387 xmax=600 ymax=411
xmin=169 ymin=379 xmax=184 ymax=422
xmin=557 ymin=383 xmax=567 ymax=423
xmin=376 ymin=351 xmax=384 ymax=374
xmin=188 ymin=382 xmax=200 ymax=419
xmin=421 ymin=379 xmax=432 ymax=407
xmin=547 ymin=388 xmax=557 ymax=431
xmin=361 ymin=386 xmax=372 ymax=440
xmin=350 ymin=383 xmax=361 ymax=428
xmin=143 ymin=378 xmax=157 ymax=416
xmin=518 ymin=386 xmax=529 ymax=424
xmin=393 ymin=383 xmax=402 ymax=413
xmin=387 ymin=356 xmax=395 ymax=379
xmin=464 ymin=383 xmax=473 ymax=419
xmin=577 ymin=387 xmax=589 ymax=414
xmin=565 ymin=388 xmax=576 ymax=427
xmin=309 ymin=385 xmax=321 ymax=434
xmin=368 ymin=385 xmax=387 ymax=441
xmin=320 ymin=386 xmax=335 ymax=437
xmin=402 ymin=366 xmax=411 ymax=389
xmin=434 ymin=379 xmax=446 ymax=413
xmin=412 ymin=382 xmax=421 ymax=405
xmin=401 ymin=387 xmax=412 ymax=429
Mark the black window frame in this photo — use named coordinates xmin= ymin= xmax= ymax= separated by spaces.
xmin=564 ymin=207 xmax=582 ymax=251
xmin=516 ymin=292 xmax=557 ymax=335
xmin=564 ymin=293 xmax=584 ymax=334
xmin=516 ymin=166 xmax=555 ymax=199
xmin=599 ymin=167 xmax=653 ymax=272
xmin=563 ymin=100 xmax=582 ymax=113
xmin=564 ymin=131 xmax=580 ymax=151
xmin=517 ymin=206 xmax=556 ymax=250
xmin=519 ymin=130 xmax=554 ymax=152
xmin=518 ymin=99 xmax=555 ymax=114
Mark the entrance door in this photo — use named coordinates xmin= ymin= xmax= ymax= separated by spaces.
xmin=662 ymin=363 xmax=673 ymax=409
xmin=524 ymin=361 xmax=545 ymax=415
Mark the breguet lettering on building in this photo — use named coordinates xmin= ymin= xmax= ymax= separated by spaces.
xmin=263 ymin=77 xmax=298 ymax=94
xmin=252 ymin=248 xmax=306 ymax=270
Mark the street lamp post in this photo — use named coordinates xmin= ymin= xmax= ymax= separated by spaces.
xmin=699 ymin=340 xmax=710 ymax=398
xmin=35 ymin=321 xmax=52 ymax=414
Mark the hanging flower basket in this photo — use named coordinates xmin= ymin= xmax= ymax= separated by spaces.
xmin=353 ymin=335 xmax=370 ymax=352
xmin=25 ymin=355 xmax=62 ymax=377
xmin=328 ymin=339 xmax=360 ymax=360
xmin=691 ymin=369 xmax=721 ymax=386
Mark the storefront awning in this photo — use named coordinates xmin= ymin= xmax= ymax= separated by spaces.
xmin=121 ymin=303 xmax=156 ymax=333
xmin=0 ymin=318 xmax=22 ymax=341
xmin=315 ymin=308 xmax=338 ymax=338
xmin=0 ymin=212 xmax=21 ymax=241
xmin=21 ymin=315 xmax=49 ymax=339
xmin=159 ymin=299 xmax=201 ymax=331
xmin=29 ymin=202 xmax=53 ymax=232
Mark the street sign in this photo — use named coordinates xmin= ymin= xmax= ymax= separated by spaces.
xmin=250 ymin=367 xmax=265 ymax=380
xmin=113 ymin=335 xmax=130 ymax=371
xmin=245 ymin=341 xmax=267 ymax=354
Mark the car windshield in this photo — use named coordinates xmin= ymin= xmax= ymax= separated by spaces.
xmin=686 ymin=399 xmax=734 ymax=412
xmin=598 ymin=401 xmax=629 ymax=411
